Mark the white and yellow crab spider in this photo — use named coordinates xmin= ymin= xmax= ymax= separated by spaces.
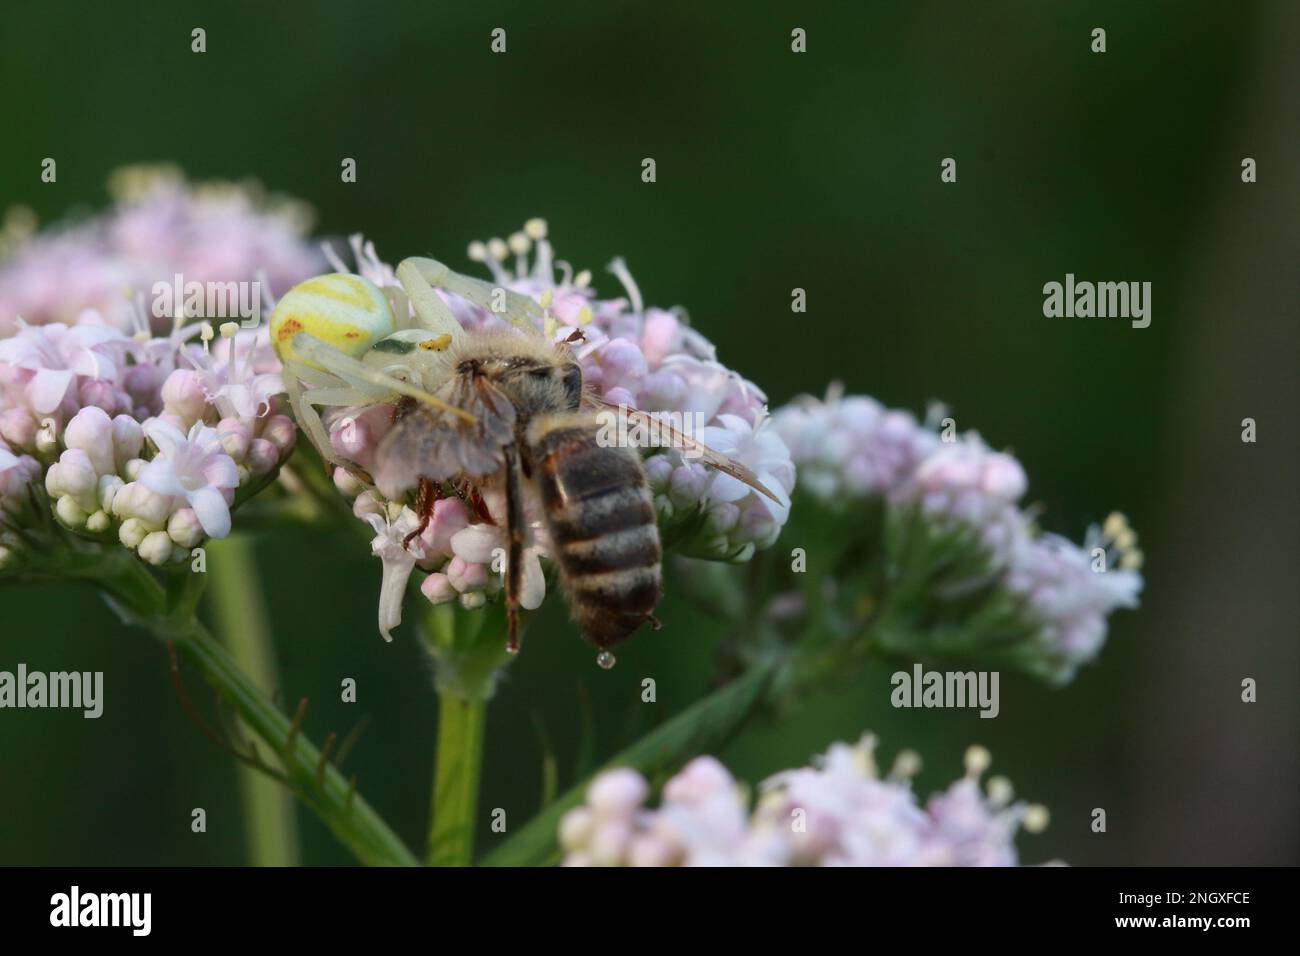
xmin=269 ymin=257 xmax=543 ymax=467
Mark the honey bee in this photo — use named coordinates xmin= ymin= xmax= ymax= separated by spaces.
xmin=272 ymin=256 xmax=778 ymax=657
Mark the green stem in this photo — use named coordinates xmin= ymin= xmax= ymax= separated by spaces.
xmin=427 ymin=692 xmax=486 ymax=866
xmin=206 ymin=534 xmax=300 ymax=867
xmin=65 ymin=549 xmax=418 ymax=867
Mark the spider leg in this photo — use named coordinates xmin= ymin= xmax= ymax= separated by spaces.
xmin=292 ymin=332 xmax=475 ymax=423
xmin=282 ymin=360 xmax=337 ymax=466
xmin=394 ymin=259 xmax=463 ymax=340
xmin=398 ymin=257 xmax=545 ymax=328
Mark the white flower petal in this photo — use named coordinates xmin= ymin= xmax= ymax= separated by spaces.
xmin=451 ymin=523 xmax=502 ymax=563
xmin=519 ymin=549 xmax=546 ymax=610
xmin=138 ymin=459 xmax=188 ymax=499
xmin=187 ymin=485 xmax=231 ymax=539
xmin=144 ymin=419 xmax=186 ymax=458
xmin=29 ymin=368 xmax=75 ymax=413
xmin=375 ymin=551 xmax=417 ymax=642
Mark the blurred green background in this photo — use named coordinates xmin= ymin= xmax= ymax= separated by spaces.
xmin=1 ymin=1 xmax=1296 ymax=865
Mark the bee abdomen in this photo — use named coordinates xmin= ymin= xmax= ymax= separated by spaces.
xmin=531 ymin=423 xmax=662 ymax=648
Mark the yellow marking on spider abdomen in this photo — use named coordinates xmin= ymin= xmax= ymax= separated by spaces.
xmin=270 ymin=273 xmax=396 ymax=368
xmin=295 ymin=273 xmax=374 ymax=309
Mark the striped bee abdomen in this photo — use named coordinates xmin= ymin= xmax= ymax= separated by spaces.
xmin=528 ymin=416 xmax=662 ymax=649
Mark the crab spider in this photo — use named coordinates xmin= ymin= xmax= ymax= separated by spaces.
xmin=269 ymin=258 xmax=544 ymax=467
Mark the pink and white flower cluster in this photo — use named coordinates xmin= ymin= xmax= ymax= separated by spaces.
xmin=0 ymin=166 xmax=319 ymax=569
xmin=0 ymin=165 xmax=324 ymax=336
xmin=0 ymin=319 xmax=296 ymax=566
xmin=1005 ymin=514 xmax=1142 ymax=681
xmin=771 ymin=385 xmax=1142 ymax=679
xmin=559 ymin=735 xmax=1050 ymax=866
xmin=324 ymin=223 xmax=796 ymax=635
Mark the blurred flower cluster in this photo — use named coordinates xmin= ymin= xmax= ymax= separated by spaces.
xmin=694 ymin=384 xmax=1143 ymax=690
xmin=0 ymin=167 xmax=318 ymax=574
xmin=0 ymin=164 xmax=323 ymax=336
xmin=320 ymin=223 xmax=795 ymax=641
xmin=560 ymin=734 xmax=1049 ymax=866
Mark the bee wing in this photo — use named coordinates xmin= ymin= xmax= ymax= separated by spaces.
xmin=588 ymin=397 xmax=784 ymax=504
xmin=374 ymin=373 xmax=516 ymax=499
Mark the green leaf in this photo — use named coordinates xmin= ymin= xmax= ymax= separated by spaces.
xmin=480 ymin=661 xmax=775 ymax=867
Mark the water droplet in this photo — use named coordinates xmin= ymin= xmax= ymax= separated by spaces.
xmin=596 ymin=650 xmax=616 ymax=670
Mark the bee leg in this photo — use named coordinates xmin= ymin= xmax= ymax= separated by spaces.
xmin=402 ymin=478 xmax=439 ymax=550
xmin=644 ymin=612 xmax=662 ymax=631
xmin=502 ymin=448 xmax=526 ymax=654
xmin=466 ymin=487 xmax=495 ymax=524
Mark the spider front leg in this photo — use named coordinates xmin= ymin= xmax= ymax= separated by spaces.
xmin=394 ymin=259 xmax=463 ymax=339
xmin=281 ymin=359 xmax=341 ymax=467
xmin=397 ymin=257 xmax=545 ymax=331
xmin=282 ymin=358 xmax=394 ymax=469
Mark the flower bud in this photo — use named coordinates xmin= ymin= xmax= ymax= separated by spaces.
xmin=113 ymin=481 xmax=172 ymax=529
xmin=419 ymin=498 xmax=470 ymax=558
xmin=123 ymin=363 xmax=166 ymax=419
xmin=640 ymin=369 xmax=686 ymax=409
xmin=640 ymin=309 xmax=681 ymax=367
xmin=588 ymin=820 xmax=633 ymax=867
xmin=330 ymin=414 xmax=370 ymax=459
xmin=0 ymin=409 xmax=37 ymax=449
xmin=602 ymin=386 xmax=637 ymax=410
xmin=558 ymin=808 xmax=595 ymax=852
xmin=261 ymin=414 xmax=296 ymax=452
xmin=588 ymin=768 xmax=649 ymax=814
xmin=161 ymin=369 xmax=209 ymax=422
xmin=446 ymin=556 xmax=489 ymax=593
xmin=668 ymin=462 xmax=708 ymax=508
xmin=138 ymin=530 xmax=175 ymax=566
xmin=166 ymin=508 xmax=205 ymax=548
xmin=85 ymin=510 xmax=112 ymax=533
xmin=111 ymin=415 xmax=143 ymax=470
xmin=598 ymin=338 xmax=648 ymax=388
xmin=419 ymin=572 xmax=457 ymax=606
xmin=64 ymin=406 xmax=115 ymax=476
xmin=981 ymin=454 xmax=1027 ymax=501
xmin=333 ymin=468 xmax=364 ymax=497
xmin=663 ymin=756 xmax=733 ymax=803
xmin=352 ymin=490 xmax=384 ymax=520
xmin=217 ymin=418 xmax=252 ymax=462
xmin=47 ymin=449 xmax=98 ymax=509
xmin=118 ymin=517 xmax=149 ymax=549
xmin=705 ymin=501 xmax=740 ymax=535
xmin=246 ymin=438 xmax=278 ymax=475
xmin=96 ymin=473 xmax=122 ymax=513
xmin=77 ymin=378 xmax=123 ymax=414
xmin=54 ymin=495 xmax=88 ymax=528
xmin=627 ymin=834 xmax=678 ymax=868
